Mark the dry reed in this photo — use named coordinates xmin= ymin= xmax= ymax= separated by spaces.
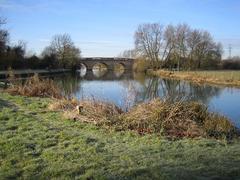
xmin=6 ymin=73 xmax=62 ymax=99
xmin=49 ymin=98 xmax=122 ymax=126
xmin=119 ymin=99 xmax=236 ymax=139
xmin=49 ymin=98 xmax=237 ymax=139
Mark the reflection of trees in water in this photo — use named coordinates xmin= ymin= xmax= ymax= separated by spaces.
xmin=121 ymin=74 xmax=224 ymax=106
xmin=143 ymin=77 xmax=161 ymax=99
xmin=160 ymin=79 xmax=223 ymax=104
xmin=53 ymin=73 xmax=223 ymax=108
xmin=54 ymin=74 xmax=82 ymax=97
xmin=186 ymin=83 xmax=223 ymax=104
xmin=120 ymin=75 xmax=162 ymax=105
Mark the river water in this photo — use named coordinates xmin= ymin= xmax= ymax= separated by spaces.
xmin=51 ymin=70 xmax=240 ymax=128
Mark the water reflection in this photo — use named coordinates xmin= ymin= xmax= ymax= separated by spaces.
xmin=114 ymin=64 xmax=125 ymax=78
xmin=55 ymin=74 xmax=82 ymax=97
xmin=92 ymin=68 xmax=108 ymax=78
xmin=120 ymin=76 xmax=223 ymax=106
xmin=54 ymin=72 xmax=224 ymax=106
xmin=52 ymin=70 xmax=240 ymax=127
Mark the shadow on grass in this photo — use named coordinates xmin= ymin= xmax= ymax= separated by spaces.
xmin=118 ymin=164 xmax=240 ymax=180
xmin=0 ymin=98 xmax=17 ymax=110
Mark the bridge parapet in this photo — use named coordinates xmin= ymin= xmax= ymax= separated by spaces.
xmin=79 ymin=57 xmax=134 ymax=70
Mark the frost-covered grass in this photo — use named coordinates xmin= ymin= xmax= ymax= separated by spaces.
xmin=0 ymin=93 xmax=240 ymax=179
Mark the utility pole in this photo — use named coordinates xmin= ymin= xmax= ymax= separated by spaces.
xmin=229 ymin=44 xmax=232 ymax=59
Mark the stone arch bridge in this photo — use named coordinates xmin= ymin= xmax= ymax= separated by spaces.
xmin=78 ymin=57 xmax=134 ymax=71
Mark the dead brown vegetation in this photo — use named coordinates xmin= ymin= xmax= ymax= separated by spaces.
xmin=5 ymin=72 xmax=237 ymax=139
xmin=120 ymin=99 xmax=236 ymax=139
xmin=6 ymin=73 xmax=62 ymax=99
xmin=48 ymin=98 xmax=237 ymax=139
xmin=149 ymin=70 xmax=240 ymax=87
xmin=49 ymin=98 xmax=122 ymax=126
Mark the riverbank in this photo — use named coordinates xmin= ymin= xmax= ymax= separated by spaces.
xmin=149 ymin=70 xmax=240 ymax=87
xmin=1 ymin=93 xmax=240 ymax=179
xmin=0 ymin=69 xmax=71 ymax=79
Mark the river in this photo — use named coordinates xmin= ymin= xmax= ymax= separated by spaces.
xmin=50 ymin=69 xmax=240 ymax=128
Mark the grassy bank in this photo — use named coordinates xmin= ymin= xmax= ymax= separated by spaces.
xmin=149 ymin=70 xmax=240 ymax=87
xmin=1 ymin=93 xmax=240 ymax=179
xmin=0 ymin=69 xmax=71 ymax=79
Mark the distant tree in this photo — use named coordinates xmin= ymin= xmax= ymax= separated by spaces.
xmin=0 ymin=18 xmax=28 ymax=70
xmin=134 ymin=22 xmax=223 ymax=70
xmin=221 ymin=59 xmax=240 ymax=70
xmin=7 ymin=41 xmax=27 ymax=68
xmin=0 ymin=17 xmax=9 ymax=69
xmin=119 ymin=49 xmax=136 ymax=58
xmin=186 ymin=29 xmax=202 ymax=68
xmin=162 ymin=24 xmax=177 ymax=68
xmin=25 ymin=55 xmax=40 ymax=69
xmin=43 ymin=34 xmax=81 ymax=68
xmin=134 ymin=23 xmax=164 ymax=67
xmin=174 ymin=24 xmax=190 ymax=69
xmin=163 ymin=25 xmax=176 ymax=59
xmin=0 ymin=17 xmax=8 ymax=53
xmin=231 ymin=56 xmax=240 ymax=61
xmin=41 ymin=46 xmax=58 ymax=68
xmin=192 ymin=31 xmax=222 ymax=69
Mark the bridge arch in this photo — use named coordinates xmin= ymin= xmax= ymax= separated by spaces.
xmin=78 ymin=57 xmax=134 ymax=71
xmin=113 ymin=63 xmax=125 ymax=77
xmin=92 ymin=62 xmax=108 ymax=70
xmin=79 ymin=63 xmax=87 ymax=77
xmin=92 ymin=62 xmax=108 ymax=78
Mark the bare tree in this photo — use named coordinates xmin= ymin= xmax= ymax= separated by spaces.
xmin=186 ymin=29 xmax=223 ymax=69
xmin=134 ymin=23 xmax=164 ymax=65
xmin=119 ymin=49 xmax=136 ymax=58
xmin=43 ymin=34 xmax=81 ymax=68
xmin=134 ymin=22 xmax=223 ymax=70
xmin=187 ymin=29 xmax=202 ymax=68
xmin=163 ymin=24 xmax=176 ymax=61
xmin=194 ymin=31 xmax=214 ymax=68
xmin=175 ymin=24 xmax=190 ymax=69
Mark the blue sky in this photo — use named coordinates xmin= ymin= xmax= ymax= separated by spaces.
xmin=0 ymin=0 xmax=240 ymax=58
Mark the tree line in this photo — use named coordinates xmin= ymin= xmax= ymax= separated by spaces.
xmin=1 ymin=17 xmax=240 ymax=71
xmin=0 ymin=18 xmax=81 ymax=70
xmin=123 ymin=23 xmax=230 ymax=70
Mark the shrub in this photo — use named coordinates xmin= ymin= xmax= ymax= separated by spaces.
xmin=6 ymin=73 xmax=62 ymax=99
xmin=49 ymin=98 xmax=237 ymax=139
xmin=119 ymin=99 xmax=236 ymax=139
xmin=133 ymin=58 xmax=151 ymax=72
xmin=49 ymin=98 xmax=122 ymax=125
xmin=221 ymin=59 xmax=240 ymax=70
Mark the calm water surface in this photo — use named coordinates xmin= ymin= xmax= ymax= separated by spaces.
xmin=53 ymin=70 xmax=240 ymax=128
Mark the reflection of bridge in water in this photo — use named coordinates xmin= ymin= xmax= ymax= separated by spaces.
xmin=77 ymin=57 xmax=135 ymax=80
xmin=77 ymin=69 xmax=134 ymax=81
xmin=78 ymin=57 xmax=134 ymax=70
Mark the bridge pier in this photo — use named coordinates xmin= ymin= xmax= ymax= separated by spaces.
xmin=78 ymin=57 xmax=134 ymax=71
xmin=80 ymin=68 xmax=133 ymax=80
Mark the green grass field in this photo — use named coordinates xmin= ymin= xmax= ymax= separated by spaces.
xmin=151 ymin=70 xmax=240 ymax=87
xmin=1 ymin=93 xmax=240 ymax=179
xmin=179 ymin=71 xmax=240 ymax=81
